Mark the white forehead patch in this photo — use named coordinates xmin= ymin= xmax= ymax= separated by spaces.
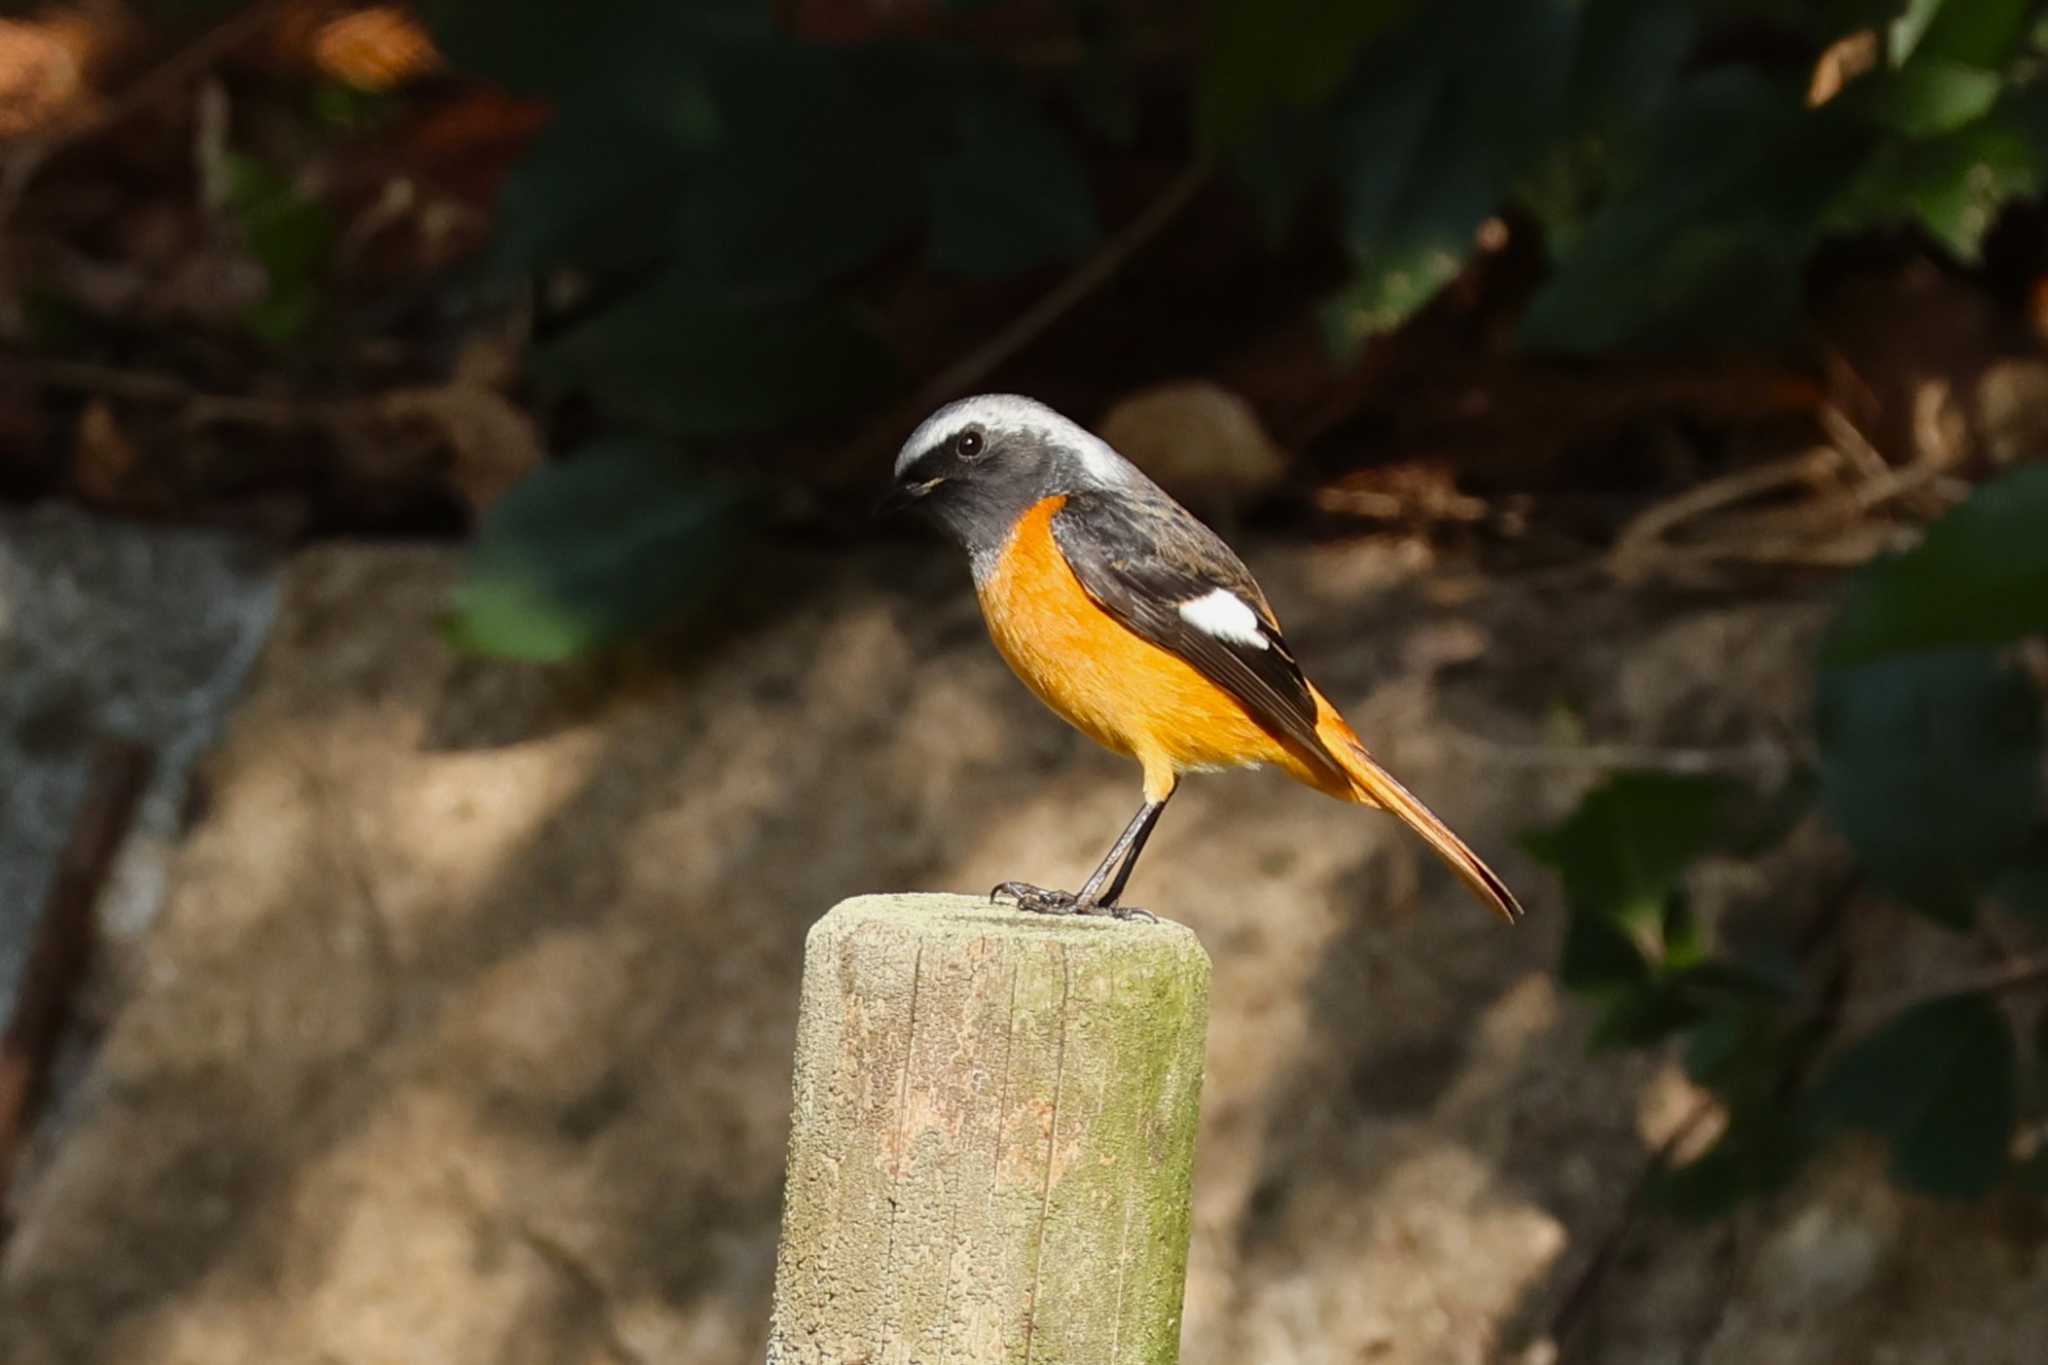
xmin=1178 ymin=589 xmax=1267 ymax=650
xmin=894 ymin=393 xmax=1131 ymax=486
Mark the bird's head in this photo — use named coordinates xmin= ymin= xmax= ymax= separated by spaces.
xmin=880 ymin=394 xmax=1138 ymax=571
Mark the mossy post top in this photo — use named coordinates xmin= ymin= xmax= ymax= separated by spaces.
xmin=814 ymin=891 xmax=1211 ymax=956
xmin=770 ymin=892 xmax=1212 ymax=1364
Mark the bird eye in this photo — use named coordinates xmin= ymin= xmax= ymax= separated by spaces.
xmin=953 ymin=428 xmax=984 ymax=459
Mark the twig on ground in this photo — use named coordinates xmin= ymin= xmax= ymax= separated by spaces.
xmin=1 ymin=355 xmax=319 ymax=427
xmin=1604 ymin=440 xmax=1968 ymax=587
xmin=1608 ymin=446 xmax=1843 ymax=579
xmin=1814 ymin=401 xmax=1891 ymax=484
xmin=0 ymin=738 xmax=154 ymax=1222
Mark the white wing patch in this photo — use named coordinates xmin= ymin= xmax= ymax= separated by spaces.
xmin=1178 ymin=588 xmax=1268 ymax=650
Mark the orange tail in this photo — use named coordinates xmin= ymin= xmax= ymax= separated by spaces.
xmin=1311 ymin=697 xmax=1523 ymax=924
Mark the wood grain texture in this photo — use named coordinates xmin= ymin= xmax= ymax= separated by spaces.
xmin=768 ymin=894 xmax=1211 ymax=1365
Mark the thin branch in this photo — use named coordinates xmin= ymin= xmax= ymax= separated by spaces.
xmin=1844 ymin=956 xmax=2048 ymax=1029
xmin=1534 ymin=1094 xmax=1721 ymax=1358
xmin=1606 ymin=446 xmax=1842 ymax=581
xmin=833 ymin=162 xmax=1209 ymax=479
xmin=1510 ymin=871 xmax=1863 ymax=1363
xmin=1604 ymin=441 xmax=1967 ymax=587
xmin=0 ymin=738 xmax=154 ymax=1220
xmin=3 ymin=353 xmax=342 ymax=428
xmin=1814 ymin=401 xmax=1891 ymax=484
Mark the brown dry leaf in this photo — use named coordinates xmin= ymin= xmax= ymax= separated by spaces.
xmin=312 ymin=5 xmax=442 ymax=90
xmin=0 ymin=18 xmax=86 ymax=137
xmin=1972 ymin=359 xmax=2048 ymax=465
xmin=72 ymin=397 xmax=139 ymax=502
xmin=1315 ymin=460 xmax=1487 ymax=524
xmin=145 ymin=248 xmax=269 ymax=328
xmin=371 ymin=383 xmax=542 ymax=513
xmin=449 ymin=328 xmax=523 ymax=393
xmin=1809 ymin=29 xmax=1879 ymax=107
xmin=0 ymin=374 xmax=43 ymax=461
xmin=1096 ymin=380 xmax=1288 ymax=515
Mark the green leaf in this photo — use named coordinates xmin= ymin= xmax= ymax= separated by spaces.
xmin=1817 ymin=649 xmax=2042 ymax=926
xmin=1590 ymin=957 xmax=1798 ymax=1049
xmin=1669 ymin=958 xmax=1802 ymax=1005
xmin=537 ymin=281 xmax=889 ymax=438
xmin=1563 ymin=0 xmax=1698 ymax=132
xmin=1887 ymin=0 xmax=1950 ymax=65
xmin=1521 ymin=71 xmax=1871 ymax=352
xmin=672 ymin=42 xmax=931 ymax=295
xmin=449 ymin=442 xmax=753 ymax=661
xmin=1849 ymin=58 xmax=2004 ymax=137
xmin=1829 ymin=90 xmax=2048 ymax=258
xmin=1515 ymin=0 xmax=1698 ymax=251
xmin=1659 ymin=1109 xmax=1810 ymax=1220
xmin=1320 ymin=238 xmax=1469 ymax=349
xmin=222 ymin=153 xmax=334 ymax=344
xmin=1685 ymin=1005 xmax=1774 ymax=1090
xmin=1525 ymin=773 xmax=1739 ymax=991
xmin=419 ymin=0 xmax=769 ymax=102
xmin=1232 ymin=104 xmax=1338 ymax=242
xmin=1825 ymin=8 xmax=2048 ymax=259
xmin=1558 ymin=907 xmax=1654 ymax=994
xmin=1910 ymin=0 xmax=2037 ymax=66
xmin=1809 ymin=991 xmax=2017 ymax=1198
xmin=1324 ymin=0 xmax=1582 ymax=342
xmin=470 ymin=5 xmax=940 ymax=298
xmin=1822 ymin=464 xmax=2048 ymax=666
xmin=1062 ymin=40 xmax=1142 ymax=147
xmin=1591 ymin=977 xmax=1704 ymax=1048
xmin=1990 ymin=837 xmax=2048 ymax=920
xmin=490 ymin=111 xmax=704 ymax=278
xmin=927 ymin=88 xmax=1099 ymax=276
xmin=1526 ymin=772 xmax=1739 ymax=931
xmin=1196 ymin=0 xmax=1419 ymax=151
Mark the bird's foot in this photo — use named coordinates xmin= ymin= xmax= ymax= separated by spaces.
xmin=990 ymin=881 xmax=1081 ymax=915
xmin=989 ymin=882 xmax=1157 ymax=924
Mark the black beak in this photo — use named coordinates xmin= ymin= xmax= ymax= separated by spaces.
xmin=874 ymin=476 xmax=943 ymax=518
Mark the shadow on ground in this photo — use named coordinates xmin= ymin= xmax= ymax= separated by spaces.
xmin=3 ymin=537 xmax=2038 ymax=1364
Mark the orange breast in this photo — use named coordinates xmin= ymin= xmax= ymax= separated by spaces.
xmin=978 ymin=496 xmax=1318 ymax=798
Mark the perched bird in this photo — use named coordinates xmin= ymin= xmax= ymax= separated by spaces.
xmin=880 ymin=394 xmax=1521 ymax=924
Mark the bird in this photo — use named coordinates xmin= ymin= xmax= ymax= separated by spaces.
xmin=879 ymin=393 xmax=1522 ymax=925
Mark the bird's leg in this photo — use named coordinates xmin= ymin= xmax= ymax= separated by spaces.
xmin=1095 ymin=793 xmax=1168 ymax=908
xmin=993 ymin=782 xmax=1176 ymax=923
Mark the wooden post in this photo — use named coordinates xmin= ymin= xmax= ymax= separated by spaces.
xmin=767 ymin=893 xmax=1211 ymax=1364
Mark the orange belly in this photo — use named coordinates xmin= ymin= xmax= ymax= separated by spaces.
xmin=978 ymin=496 xmax=1340 ymax=800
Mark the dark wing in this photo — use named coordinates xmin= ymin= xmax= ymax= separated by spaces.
xmin=1051 ymin=487 xmax=1335 ymax=766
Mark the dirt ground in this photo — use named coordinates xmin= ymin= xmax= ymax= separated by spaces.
xmin=1 ymin=532 xmax=2042 ymax=1363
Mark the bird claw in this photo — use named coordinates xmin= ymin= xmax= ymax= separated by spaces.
xmin=989 ymin=882 xmax=1155 ymax=923
xmin=990 ymin=881 xmax=1080 ymax=915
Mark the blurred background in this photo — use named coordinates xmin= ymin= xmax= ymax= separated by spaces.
xmin=1 ymin=0 xmax=2046 ymax=1361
